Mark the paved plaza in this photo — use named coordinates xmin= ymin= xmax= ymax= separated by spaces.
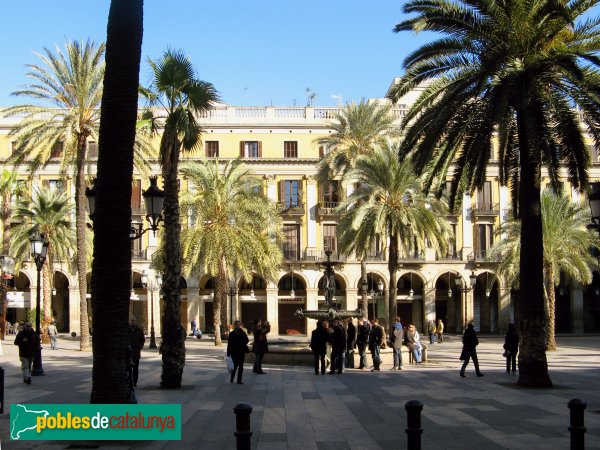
xmin=0 ymin=334 xmax=599 ymax=449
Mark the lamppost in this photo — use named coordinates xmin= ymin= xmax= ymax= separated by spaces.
xmin=30 ymin=229 xmax=48 ymax=376
xmin=86 ymin=176 xmax=165 ymax=240
xmin=227 ymin=281 xmax=237 ymax=326
xmin=0 ymin=255 xmax=15 ymax=340
xmin=454 ymin=271 xmax=478 ymax=331
xmin=141 ymin=270 xmax=162 ymax=349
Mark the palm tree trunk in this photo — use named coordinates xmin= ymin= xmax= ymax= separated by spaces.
xmin=1 ymin=191 xmax=11 ymax=340
xmin=545 ymin=263 xmax=557 ymax=351
xmin=387 ymin=232 xmax=399 ymax=335
xmin=515 ymin=105 xmax=552 ymax=387
xmin=360 ymin=258 xmax=368 ymax=319
xmin=41 ymin=258 xmax=52 ymax=343
xmin=75 ymin=134 xmax=91 ymax=351
xmin=213 ymin=254 xmax=228 ymax=346
xmin=90 ymin=0 xmax=143 ymax=404
xmin=159 ymin=127 xmax=186 ymax=388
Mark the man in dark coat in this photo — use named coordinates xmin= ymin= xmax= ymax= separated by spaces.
xmin=356 ymin=318 xmax=370 ymax=369
xmin=369 ymin=319 xmax=384 ymax=371
xmin=460 ymin=323 xmax=484 ymax=377
xmin=329 ymin=319 xmax=347 ymax=374
xmin=227 ymin=320 xmax=250 ymax=384
xmin=309 ymin=321 xmax=327 ymax=375
xmin=14 ymin=321 xmax=39 ymax=384
xmin=503 ymin=323 xmax=520 ymax=375
xmin=252 ymin=319 xmax=270 ymax=374
xmin=345 ymin=319 xmax=356 ymax=369
xmin=128 ymin=317 xmax=146 ymax=387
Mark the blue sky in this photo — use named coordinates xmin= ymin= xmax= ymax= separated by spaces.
xmin=0 ymin=0 xmax=430 ymax=107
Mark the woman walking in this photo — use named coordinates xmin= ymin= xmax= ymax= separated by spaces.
xmin=459 ymin=323 xmax=484 ymax=378
xmin=504 ymin=323 xmax=519 ymax=376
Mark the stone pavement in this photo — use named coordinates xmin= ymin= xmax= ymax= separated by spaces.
xmin=1 ymin=334 xmax=599 ymax=449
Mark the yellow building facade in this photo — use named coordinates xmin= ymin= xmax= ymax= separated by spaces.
xmin=1 ymin=81 xmax=599 ymax=337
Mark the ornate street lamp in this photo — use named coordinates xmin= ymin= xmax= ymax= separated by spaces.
xmin=0 ymin=254 xmax=15 ymax=340
xmin=30 ymin=229 xmax=48 ymax=376
xmin=86 ymin=176 xmax=165 ymax=240
xmin=227 ymin=281 xmax=237 ymax=326
xmin=455 ymin=271 xmax=477 ymax=331
xmin=141 ymin=270 xmax=162 ymax=350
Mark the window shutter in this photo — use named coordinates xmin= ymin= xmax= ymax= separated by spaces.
xmin=278 ymin=180 xmax=284 ymax=202
xmin=258 ymin=141 xmax=262 ymax=158
xmin=319 ymin=145 xmax=324 ymax=158
xmin=240 ymin=141 xmax=245 ymax=158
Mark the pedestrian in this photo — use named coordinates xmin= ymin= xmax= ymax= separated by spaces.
xmin=191 ymin=318 xmax=197 ymax=337
xmin=427 ymin=319 xmax=436 ymax=344
xmin=323 ymin=320 xmax=333 ymax=369
xmin=128 ymin=317 xmax=145 ymax=387
xmin=368 ymin=319 xmax=384 ymax=371
xmin=356 ymin=318 xmax=370 ymax=369
xmin=404 ymin=324 xmax=423 ymax=363
xmin=252 ymin=319 xmax=270 ymax=374
xmin=436 ymin=319 xmax=445 ymax=343
xmin=329 ymin=318 xmax=347 ymax=374
xmin=309 ymin=321 xmax=327 ymax=375
xmin=391 ymin=316 xmax=404 ymax=370
xmin=460 ymin=323 xmax=484 ymax=377
xmin=14 ymin=321 xmax=39 ymax=384
xmin=227 ymin=320 xmax=249 ymax=384
xmin=503 ymin=323 xmax=519 ymax=376
xmin=345 ymin=318 xmax=356 ymax=369
xmin=47 ymin=320 xmax=58 ymax=350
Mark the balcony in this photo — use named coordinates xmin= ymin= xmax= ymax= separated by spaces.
xmin=365 ymin=250 xmax=385 ymax=261
xmin=467 ymin=249 xmax=498 ymax=262
xmin=317 ymin=201 xmax=343 ymax=217
xmin=470 ymin=203 xmax=500 ymax=216
xmin=276 ymin=201 xmax=305 ymax=216
xmin=399 ymin=251 xmax=425 ymax=262
xmin=303 ymin=249 xmax=347 ymax=262
xmin=131 ymin=249 xmax=147 ymax=260
xmin=437 ymin=249 xmax=463 ymax=261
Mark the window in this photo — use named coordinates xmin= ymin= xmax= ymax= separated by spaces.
xmin=50 ymin=142 xmax=64 ymax=159
xmin=283 ymin=224 xmax=300 ymax=260
xmin=131 ymin=179 xmax=142 ymax=213
xmin=205 ymin=141 xmax=219 ymax=158
xmin=239 ymin=141 xmax=261 ymax=158
xmin=131 ymin=223 xmax=143 ymax=256
xmin=476 ymin=181 xmax=492 ymax=207
xmin=43 ymin=179 xmax=65 ymax=194
xmin=284 ymin=141 xmax=298 ymax=158
xmin=323 ymin=224 xmax=337 ymax=252
xmin=448 ymin=224 xmax=457 ymax=256
xmin=280 ymin=180 xmax=301 ymax=207
xmin=88 ymin=141 xmax=98 ymax=158
xmin=321 ymin=181 xmax=339 ymax=205
xmin=475 ymin=224 xmax=494 ymax=255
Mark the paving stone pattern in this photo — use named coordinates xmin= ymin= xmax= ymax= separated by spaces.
xmin=0 ymin=335 xmax=599 ymax=449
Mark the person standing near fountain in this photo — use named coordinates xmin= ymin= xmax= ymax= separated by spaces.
xmin=310 ymin=321 xmax=327 ymax=375
xmin=369 ymin=319 xmax=384 ymax=371
xmin=329 ymin=319 xmax=346 ymax=374
xmin=345 ymin=319 xmax=356 ymax=369
xmin=252 ymin=319 xmax=270 ymax=374
xmin=356 ymin=318 xmax=370 ymax=369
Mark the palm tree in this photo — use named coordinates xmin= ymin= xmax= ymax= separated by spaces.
xmin=390 ymin=0 xmax=600 ymax=387
xmin=338 ymin=143 xmax=452 ymax=333
xmin=141 ymin=49 xmax=218 ymax=388
xmin=11 ymin=188 xmax=76 ymax=330
xmin=3 ymin=39 xmax=153 ymax=352
xmin=179 ymin=159 xmax=283 ymax=345
xmin=0 ymin=170 xmax=23 ymax=339
xmin=90 ymin=0 xmax=144 ymax=403
xmin=488 ymin=190 xmax=600 ymax=350
xmin=315 ymin=100 xmax=396 ymax=319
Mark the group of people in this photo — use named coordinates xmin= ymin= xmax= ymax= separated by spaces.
xmin=226 ymin=318 xmax=270 ymax=384
xmin=309 ymin=316 xmax=426 ymax=374
xmin=458 ymin=322 xmax=520 ymax=377
xmin=427 ymin=319 xmax=445 ymax=344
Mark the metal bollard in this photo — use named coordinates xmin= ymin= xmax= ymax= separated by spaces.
xmin=568 ymin=398 xmax=586 ymax=450
xmin=0 ymin=366 xmax=4 ymax=414
xmin=405 ymin=400 xmax=423 ymax=450
xmin=234 ymin=402 xmax=253 ymax=450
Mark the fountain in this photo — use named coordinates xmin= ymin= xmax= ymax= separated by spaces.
xmin=294 ymin=250 xmax=363 ymax=321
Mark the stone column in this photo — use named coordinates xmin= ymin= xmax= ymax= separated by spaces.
xmin=266 ymin=287 xmax=279 ymax=338
xmin=571 ymin=284 xmax=584 ymax=334
xmin=498 ymin=286 xmax=511 ymax=333
xmin=423 ymin=287 xmax=436 ymax=322
xmin=186 ymin=287 xmax=200 ymax=335
xmin=68 ymin=286 xmax=81 ymax=335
